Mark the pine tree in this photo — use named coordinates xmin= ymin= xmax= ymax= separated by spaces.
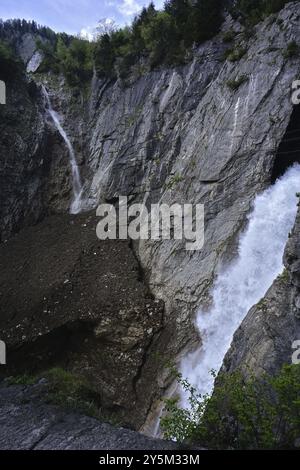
xmin=191 ymin=0 xmax=224 ymax=45
xmin=94 ymin=34 xmax=116 ymax=78
xmin=164 ymin=0 xmax=192 ymax=45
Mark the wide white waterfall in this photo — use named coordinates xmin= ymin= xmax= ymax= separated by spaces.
xmin=181 ymin=164 xmax=300 ymax=403
xmin=42 ymin=86 xmax=83 ymax=214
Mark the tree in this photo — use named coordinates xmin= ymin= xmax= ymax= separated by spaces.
xmin=61 ymin=38 xmax=93 ymax=85
xmin=164 ymin=0 xmax=193 ymax=46
xmin=141 ymin=11 xmax=183 ymax=67
xmin=161 ymin=364 xmax=300 ymax=449
xmin=231 ymin=0 xmax=292 ymax=24
xmin=130 ymin=3 xmax=158 ymax=56
xmin=136 ymin=1 xmax=157 ymax=27
xmin=56 ymin=36 xmax=68 ymax=64
xmin=190 ymin=0 xmax=224 ymax=45
xmin=95 ymin=18 xmax=117 ymax=39
xmin=93 ymin=34 xmax=116 ymax=78
xmin=0 ymin=40 xmax=21 ymax=80
xmin=36 ymin=38 xmax=58 ymax=73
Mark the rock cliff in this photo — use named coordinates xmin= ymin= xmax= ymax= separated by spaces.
xmin=1 ymin=1 xmax=300 ymax=435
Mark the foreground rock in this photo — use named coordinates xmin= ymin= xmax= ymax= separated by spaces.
xmin=0 ymin=382 xmax=179 ymax=450
xmin=0 ymin=212 xmax=164 ymax=429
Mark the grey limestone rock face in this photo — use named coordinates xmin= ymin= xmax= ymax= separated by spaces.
xmin=26 ymin=51 xmax=43 ymax=73
xmin=2 ymin=2 xmax=300 ymax=430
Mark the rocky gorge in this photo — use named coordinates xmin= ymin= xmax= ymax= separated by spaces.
xmin=1 ymin=1 xmax=300 ymax=448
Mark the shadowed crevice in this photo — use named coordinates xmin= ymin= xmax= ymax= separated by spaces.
xmin=271 ymin=105 xmax=300 ymax=183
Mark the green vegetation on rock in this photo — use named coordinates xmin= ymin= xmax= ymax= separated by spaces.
xmin=231 ymin=0 xmax=294 ymax=26
xmin=224 ymin=45 xmax=247 ymax=62
xmin=166 ymin=173 xmax=184 ymax=190
xmin=226 ymin=74 xmax=248 ymax=90
xmin=222 ymin=30 xmax=236 ymax=43
xmin=8 ymin=368 xmax=100 ymax=418
xmin=37 ymin=35 xmax=93 ymax=86
xmin=0 ymin=40 xmax=22 ymax=80
xmin=94 ymin=0 xmax=224 ymax=78
xmin=2 ymin=0 xmax=296 ymax=86
xmin=283 ymin=41 xmax=299 ymax=59
xmin=161 ymin=364 xmax=300 ymax=449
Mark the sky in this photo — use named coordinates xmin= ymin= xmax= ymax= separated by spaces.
xmin=0 ymin=0 xmax=165 ymax=38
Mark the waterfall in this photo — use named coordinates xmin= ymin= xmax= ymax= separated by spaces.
xmin=181 ymin=164 xmax=300 ymax=403
xmin=230 ymin=98 xmax=241 ymax=156
xmin=42 ymin=86 xmax=83 ymax=214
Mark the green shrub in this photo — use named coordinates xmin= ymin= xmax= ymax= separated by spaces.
xmin=224 ymin=46 xmax=247 ymax=62
xmin=161 ymin=364 xmax=300 ymax=449
xmin=283 ymin=41 xmax=299 ymax=59
xmin=43 ymin=367 xmax=99 ymax=417
xmin=166 ymin=174 xmax=184 ymax=189
xmin=279 ymin=268 xmax=289 ymax=282
xmin=222 ymin=30 xmax=236 ymax=43
xmin=226 ymin=74 xmax=248 ymax=90
xmin=8 ymin=368 xmax=100 ymax=418
xmin=6 ymin=374 xmax=37 ymax=386
xmin=276 ymin=18 xmax=284 ymax=27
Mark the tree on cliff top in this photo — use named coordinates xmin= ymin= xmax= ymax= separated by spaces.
xmin=0 ymin=40 xmax=21 ymax=80
xmin=35 ymin=0 xmax=297 ymax=84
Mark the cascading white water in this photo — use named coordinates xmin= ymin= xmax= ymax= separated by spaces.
xmin=42 ymin=85 xmax=83 ymax=214
xmin=181 ymin=164 xmax=300 ymax=404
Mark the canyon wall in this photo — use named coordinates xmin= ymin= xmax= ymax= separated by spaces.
xmin=1 ymin=2 xmax=300 ymax=428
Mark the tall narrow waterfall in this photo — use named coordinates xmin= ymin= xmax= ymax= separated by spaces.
xmin=42 ymin=86 xmax=83 ymax=214
xmin=181 ymin=164 xmax=300 ymax=402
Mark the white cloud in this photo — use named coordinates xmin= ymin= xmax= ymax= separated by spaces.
xmin=80 ymin=18 xmax=117 ymax=41
xmin=80 ymin=26 xmax=96 ymax=41
xmin=117 ymin=0 xmax=142 ymax=17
